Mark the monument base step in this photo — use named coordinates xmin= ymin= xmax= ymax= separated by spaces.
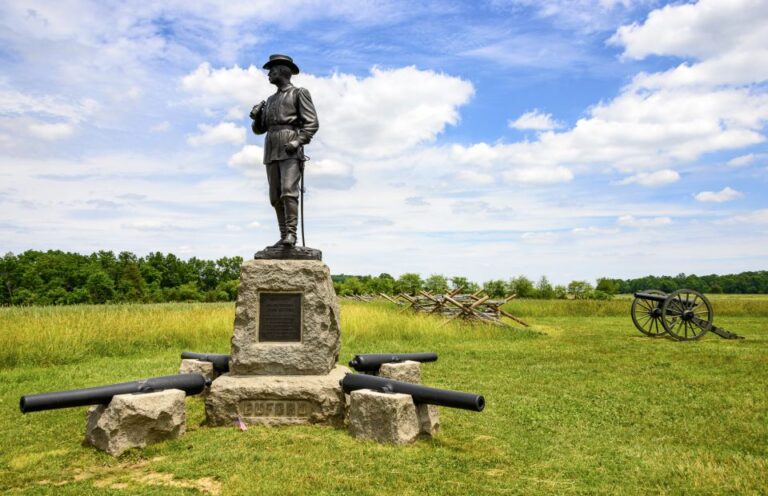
xmin=205 ymin=365 xmax=349 ymax=427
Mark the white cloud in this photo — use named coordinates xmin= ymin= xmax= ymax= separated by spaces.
xmin=188 ymin=122 xmax=245 ymax=146
xmin=450 ymin=143 xmax=498 ymax=168
xmin=723 ymin=209 xmax=768 ymax=225
xmin=726 ymin=153 xmax=765 ymax=168
xmin=521 ymin=231 xmax=559 ymax=243
xmin=612 ymin=0 xmax=768 ymax=90
xmin=617 ymin=169 xmax=680 ymax=187
xmin=503 ymin=166 xmax=573 ymax=184
xmin=617 ymin=215 xmax=672 ymax=228
xmin=228 ymin=145 xmax=264 ymax=169
xmin=572 ymin=226 xmax=620 ymax=235
xmin=182 ymin=64 xmax=474 ymax=158
xmin=611 ymin=0 xmax=768 ymax=61
xmin=309 ymin=159 xmax=355 ymax=190
xmin=695 ymin=187 xmax=743 ymax=203
xmin=455 ymin=170 xmax=494 ymax=185
xmin=27 ymin=122 xmax=75 ymax=140
xmin=0 ymin=88 xmax=99 ymax=122
xmin=509 ymin=109 xmax=563 ymax=131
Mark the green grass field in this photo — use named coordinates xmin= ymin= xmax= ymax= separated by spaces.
xmin=1 ymin=299 xmax=766 ymax=495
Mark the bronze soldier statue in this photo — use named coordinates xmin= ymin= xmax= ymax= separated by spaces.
xmin=250 ymin=54 xmax=319 ymax=247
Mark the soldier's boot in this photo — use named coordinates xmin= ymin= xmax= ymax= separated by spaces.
xmin=271 ymin=202 xmax=287 ymax=247
xmin=281 ymin=197 xmax=298 ymax=247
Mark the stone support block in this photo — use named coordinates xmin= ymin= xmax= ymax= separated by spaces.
xmin=205 ymin=365 xmax=349 ymax=427
xmin=84 ymin=389 xmax=186 ymax=457
xmin=416 ymin=404 xmax=440 ymax=437
xmin=348 ymin=390 xmax=419 ymax=444
xmin=179 ymin=359 xmax=216 ymax=383
xmin=375 ymin=361 xmax=439 ymax=437
xmin=378 ymin=361 xmax=421 ymax=384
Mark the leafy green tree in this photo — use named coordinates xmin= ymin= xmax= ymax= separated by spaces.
xmin=395 ymin=273 xmax=423 ymax=295
xmin=509 ymin=276 xmax=535 ymax=298
xmin=424 ymin=274 xmax=449 ymax=294
xmin=368 ymin=274 xmax=395 ymax=295
xmin=483 ymin=279 xmax=507 ymax=298
xmin=553 ymin=285 xmax=568 ymax=299
xmin=536 ymin=276 xmax=555 ymax=299
xmin=596 ymin=278 xmax=619 ymax=295
xmin=86 ymin=271 xmax=115 ymax=303
xmin=451 ymin=276 xmax=480 ymax=293
xmin=567 ymin=280 xmax=594 ymax=299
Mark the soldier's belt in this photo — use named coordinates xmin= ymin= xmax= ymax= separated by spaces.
xmin=268 ymin=125 xmax=297 ymax=132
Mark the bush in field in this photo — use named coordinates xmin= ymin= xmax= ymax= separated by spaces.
xmin=395 ymin=273 xmax=423 ymax=295
xmin=509 ymin=276 xmax=535 ymax=298
xmin=425 ymin=274 xmax=449 ymax=294
xmin=596 ymin=277 xmax=619 ymax=295
xmin=451 ymin=276 xmax=479 ymax=293
xmin=87 ymin=271 xmax=115 ymax=304
xmin=554 ymin=285 xmax=568 ymax=299
xmin=483 ymin=279 xmax=507 ymax=298
xmin=567 ymin=280 xmax=594 ymax=299
xmin=536 ymin=276 xmax=556 ymax=299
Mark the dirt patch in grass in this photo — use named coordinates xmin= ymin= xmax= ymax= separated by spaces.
xmin=36 ymin=457 xmax=222 ymax=494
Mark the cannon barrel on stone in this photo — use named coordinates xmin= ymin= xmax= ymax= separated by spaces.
xmin=340 ymin=373 xmax=485 ymax=412
xmin=180 ymin=351 xmax=230 ymax=373
xmin=20 ymin=374 xmax=209 ymax=414
xmin=348 ymin=352 xmax=438 ymax=372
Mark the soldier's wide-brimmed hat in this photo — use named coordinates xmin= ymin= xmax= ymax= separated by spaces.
xmin=262 ymin=54 xmax=300 ymax=75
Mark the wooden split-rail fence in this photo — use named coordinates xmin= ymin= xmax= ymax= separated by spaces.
xmin=347 ymin=288 xmax=530 ymax=328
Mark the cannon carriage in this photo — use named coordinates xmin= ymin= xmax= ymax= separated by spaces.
xmin=631 ymin=289 xmax=744 ymax=341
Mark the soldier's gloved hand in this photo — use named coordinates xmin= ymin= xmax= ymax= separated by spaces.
xmin=284 ymin=140 xmax=300 ymax=153
xmin=249 ymin=101 xmax=265 ymax=120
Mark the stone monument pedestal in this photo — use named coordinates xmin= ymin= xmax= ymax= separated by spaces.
xmin=206 ymin=365 xmax=349 ymax=427
xmin=206 ymin=257 xmax=346 ymax=427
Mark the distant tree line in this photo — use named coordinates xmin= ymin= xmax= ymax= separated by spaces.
xmin=1 ymin=250 xmax=765 ymax=306
xmin=333 ymin=274 xmax=614 ymax=300
xmin=595 ymin=271 xmax=768 ymax=295
xmin=333 ymin=271 xmax=768 ymax=299
xmin=0 ymin=250 xmax=242 ymax=306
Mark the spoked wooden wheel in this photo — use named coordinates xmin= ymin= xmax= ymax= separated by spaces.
xmin=661 ymin=289 xmax=713 ymax=341
xmin=631 ymin=289 xmax=667 ymax=337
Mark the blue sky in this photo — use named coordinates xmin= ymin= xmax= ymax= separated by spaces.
xmin=1 ymin=0 xmax=766 ymax=284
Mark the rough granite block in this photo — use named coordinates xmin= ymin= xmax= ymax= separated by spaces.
xmin=85 ymin=389 xmax=186 ymax=457
xmin=348 ymin=390 xmax=419 ymax=445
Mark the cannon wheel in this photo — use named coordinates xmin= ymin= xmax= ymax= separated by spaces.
xmin=661 ymin=289 xmax=713 ymax=341
xmin=631 ymin=289 xmax=667 ymax=337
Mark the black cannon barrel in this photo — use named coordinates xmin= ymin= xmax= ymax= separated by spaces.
xmin=633 ymin=292 xmax=668 ymax=303
xmin=20 ymin=373 xmax=208 ymax=414
xmin=340 ymin=373 xmax=484 ymax=412
xmin=348 ymin=352 xmax=438 ymax=372
xmin=180 ymin=351 xmax=230 ymax=373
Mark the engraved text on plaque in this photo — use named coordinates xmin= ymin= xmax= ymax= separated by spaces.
xmin=259 ymin=292 xmax=302 ymax=342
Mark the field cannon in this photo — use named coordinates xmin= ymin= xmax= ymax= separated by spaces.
xmin=20 ymin=374 xmax=209 ymax=413
xmin=631 ymin=289 xmax=744 ymax=341
xmin=348 ymin=352 xmax=438 ymax=372
xmin=340 ymin=373 xmax=485 ymax=412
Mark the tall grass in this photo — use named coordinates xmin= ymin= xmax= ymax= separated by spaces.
xmin=0 ymin=303 xmax=233 ymax=368
xmin=2 ymin=296 xmax=766 ymax=368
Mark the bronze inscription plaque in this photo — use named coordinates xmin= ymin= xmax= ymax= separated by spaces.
xmin=259 ymin=292 xmax=302 ymax=342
